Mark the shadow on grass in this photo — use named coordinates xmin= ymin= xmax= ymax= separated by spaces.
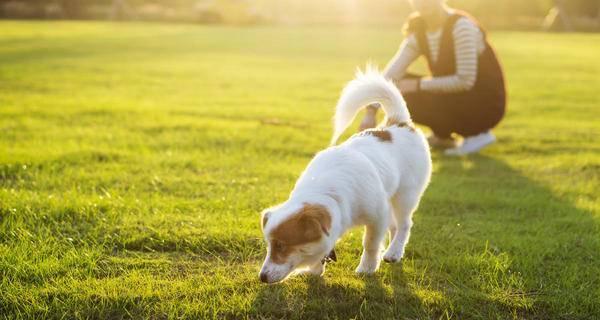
xmin=245 ymin=154 xmax=600 ymax=319
xmin=248 ymin=264 xmax=429 ymax=320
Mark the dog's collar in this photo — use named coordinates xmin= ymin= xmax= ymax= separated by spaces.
xmin=321 ymin=248 xmax=337 ymax=264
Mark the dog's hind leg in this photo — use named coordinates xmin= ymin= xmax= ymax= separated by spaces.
xmin=383 ymin=190 xmax=421 ymax=263
xmin=388 ymin=217 xmax=397 ymax=243
xmin=356 ymin=201 xmax=389 ymax=274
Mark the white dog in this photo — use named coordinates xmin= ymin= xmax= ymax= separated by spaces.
xmin=259 ymin=68 xmax=432 ymax=283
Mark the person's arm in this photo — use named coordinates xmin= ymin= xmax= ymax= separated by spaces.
xmin=360 ymin=35 xmax=420 ymax=130
xmin=420 ymin=18 xmax=479 ymax=93
xmin=383 ymin=35 xmax=420 ymax=81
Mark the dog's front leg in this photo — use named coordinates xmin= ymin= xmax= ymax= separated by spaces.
xmin=356 ymin=219 xmax=387 ymax=274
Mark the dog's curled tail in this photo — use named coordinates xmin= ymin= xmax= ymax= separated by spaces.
xmin=330 ymin=65 xmax=411 ymax=146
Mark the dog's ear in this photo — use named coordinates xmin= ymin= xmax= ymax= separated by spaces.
xmin=300 ymin=204 xmax=331 ymax=237
xmin=261 ymin=209 xmax=271 ymax=230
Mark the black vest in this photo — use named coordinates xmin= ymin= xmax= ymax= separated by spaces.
xmin=406 ymin=11 xmax=506 ymax=111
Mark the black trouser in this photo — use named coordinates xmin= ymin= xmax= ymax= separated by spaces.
xmin=401 ymin=73 xmax=505 ymax=138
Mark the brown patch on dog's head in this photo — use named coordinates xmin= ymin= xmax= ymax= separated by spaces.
xmin=362 ymin=129 xmax=392 ymax=142
xmin=269 ymin=204 xmax=331 ymax=264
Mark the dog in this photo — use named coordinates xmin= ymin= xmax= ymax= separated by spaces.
xmin=259 ymin=68 xmax=432 ymax=283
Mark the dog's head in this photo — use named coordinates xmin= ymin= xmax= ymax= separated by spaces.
xmin=259 ymin=203 xmax=332 ymax=283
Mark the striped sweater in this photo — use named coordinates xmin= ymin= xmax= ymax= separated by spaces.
xmin=384 ymin=17 xmax=485 ymax=93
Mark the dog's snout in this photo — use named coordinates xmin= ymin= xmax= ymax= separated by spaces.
xmin=259 ymin=272 xmax=268 ymax=283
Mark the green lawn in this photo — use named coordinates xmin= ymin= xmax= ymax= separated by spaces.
xmin=1 ymin=21 xmax=599 ymax=319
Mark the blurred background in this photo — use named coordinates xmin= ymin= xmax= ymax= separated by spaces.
xmin=1 ymin=0 xmax=599 ymax=31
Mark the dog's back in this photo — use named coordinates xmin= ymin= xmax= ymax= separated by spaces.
xmin=342 ymin=123 xmax=430 ymax=198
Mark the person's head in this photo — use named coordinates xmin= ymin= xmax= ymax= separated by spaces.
xmin=409 ymin=0 xmax=446 ymax=16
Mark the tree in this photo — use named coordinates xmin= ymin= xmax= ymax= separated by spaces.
xmin=543 ymin=0 xmax=600 ymax=31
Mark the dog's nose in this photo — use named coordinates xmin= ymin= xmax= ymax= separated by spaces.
xmin=259 ymin=272 xmax=268 ymax=283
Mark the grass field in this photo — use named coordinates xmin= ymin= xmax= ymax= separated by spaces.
xmin=1 ymin=21 xmax=599 ymax=319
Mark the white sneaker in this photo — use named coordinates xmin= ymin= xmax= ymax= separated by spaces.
xmin=444 ymin=131 xmax=496 ymax=156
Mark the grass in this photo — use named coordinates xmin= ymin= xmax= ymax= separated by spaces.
xmin=0 ymin=20 xmax=599 ymax=319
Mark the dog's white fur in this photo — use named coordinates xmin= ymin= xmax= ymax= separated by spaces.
xmin=259 ymin=68 xmax=432 ymax=283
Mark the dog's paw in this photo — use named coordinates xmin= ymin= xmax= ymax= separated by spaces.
xmin=355 ymin=264 xmax=379 ymax=274
xmin=383 ymin=249 xmax=404 ymax=263
xmin=355 ymin=259 xmax=380 ymax=274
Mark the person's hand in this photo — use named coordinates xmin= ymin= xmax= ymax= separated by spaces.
xmin=396 ymin=79 xmax=419 ymax=93
xmin=359 ymin=105 xmax=378 ymax=131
